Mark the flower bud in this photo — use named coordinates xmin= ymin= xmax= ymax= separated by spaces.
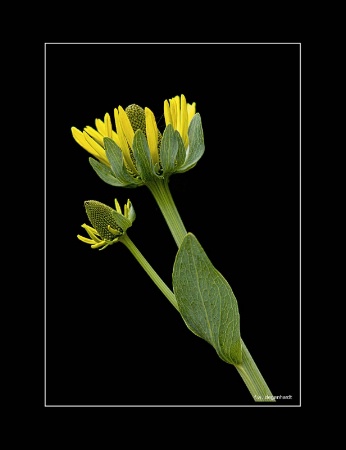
xmin=84 ymin=201 xmax=123 ymax=241
xmin=77 ymin=199 xmax=135 ymax=250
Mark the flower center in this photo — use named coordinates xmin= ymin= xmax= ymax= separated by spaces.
xmin=125 ymin=104 xmax=147 ymax=135
xmin=125 ymin=104 xmax=162 ymax=153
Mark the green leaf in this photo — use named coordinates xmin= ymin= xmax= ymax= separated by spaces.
xmin=177 ymin=114 xmax=205 ymax=173
xmin=132 ymin=130 xmax=157 ymax=182
xmin=172 ymin=233 xmax=242 ymax=365
xmin=89 ymin=158 xmax=127 ymax=187
xmin=104 ymin=137 xmax=142 ymax=187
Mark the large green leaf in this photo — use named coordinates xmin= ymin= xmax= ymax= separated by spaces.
xmin=173 ymin=233 xmax=242 ymax=365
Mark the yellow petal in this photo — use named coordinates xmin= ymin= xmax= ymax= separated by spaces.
xmin=104 ymin=113 xmax=113 ymax=138
xmin=163 ymin=95 xmax=195 ymax=148
xmin=118 ymin=106 xmax=135 ymax=148
xmin=114 ymin=108 xmax=120 ymax=133
xmin=187 ymin=102 xmax=196 ymax=125
xmin=171 ymin=96 xmax=179 ymax=129
xmin=168 ymin=98 xmax=175 ymax=128
xmin=107 ymin=225 xmax=122 ymax=236
xmin=145 ymin=107 xmax=159 ymax=165
xmin=96 ymin=119 xmax=122 ymax=148
xmin=180 ymin=94 xmax=188 ymax=148
xmin=72 ymin=127 xmax=109 ymax=165
xmin=84 ymin=126 xmax=104 ymax=146
xmin=91 ymin=241 xmax=108 ymax=249
xmin=124 ymin=199 xmax=131 ymax=218
xmin=164 ymin=100 xmax=172 ymax=126
xmin=114 ymin=108 xmax=137 ymax=174
xmin=83 ymin=132 xmax=109 ymax=166
xmin=95 ymin=118 xmax=106 ymax=134
xmin=71 ymin=127 xmax=97 ymax=155
xmin=82 ymin=224 xmax=102 ymax=242
xmin=82 ymin=224 xmax=98 ymax=234
xmin=114 ymin=198 xmax=122 ymax=213
xmin=77 ymin=234 xmax=95 ymax=245
xmin=181 ymin=94 xmax=187 ymax=110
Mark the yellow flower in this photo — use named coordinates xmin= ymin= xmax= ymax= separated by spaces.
xmin=71 ymin=95 xmax=203 ymax=187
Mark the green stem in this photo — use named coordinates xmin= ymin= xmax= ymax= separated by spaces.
xmin=122 ymin=176 xmax=274 ymax=402
xmin=235 ymin=340 xmax=276 ymax=402
xmin=120 ymin=233 xmax=179 ymax=312
xmin=147 ymin=178 xmax=187 ymax=247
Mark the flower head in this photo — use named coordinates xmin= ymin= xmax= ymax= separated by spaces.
xmin=77 ymin=199 xmax=135 ymax=250
xmin=71 ymin=95 xmax=205 ymax=187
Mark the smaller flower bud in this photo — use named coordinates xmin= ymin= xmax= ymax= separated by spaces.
xmin=85 ymin=200 xmax=123 ymax=241
xmin=77 ymin=199 xmax=135 ymax=250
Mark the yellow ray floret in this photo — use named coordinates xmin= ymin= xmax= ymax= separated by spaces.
xmin=95 ymin=118 xmax=120 ymax=146
xmin=114 ymin=107 xmax=138 ymax=174
xmin=77 ymin=223 xmax=117 ymax=250
xmin=145 ymin=107 xmax=159 ymax=166
xmin=71 ymin=127 xmax=109 ymax=166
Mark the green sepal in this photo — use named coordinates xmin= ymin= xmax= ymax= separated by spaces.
xmin=89 ymin=158 xmax=127 ymax=187
xmin=160 ymin=124 xmax=186 ymax=175
xmin=111 ymin=210 xmax=133 ymax=232
xmin=177 ymin=114 xmax=205 ymax=173
xmin=172 ymin=233 xmax=242 ymax=365
xmin=132 ymin=130 xmax=157 ymax=182
xmin=104 ymin=137 xmax=142 ymax=187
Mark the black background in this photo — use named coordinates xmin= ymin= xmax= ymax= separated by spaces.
xmin=45 ymin=43 xmax=300 ymax=406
